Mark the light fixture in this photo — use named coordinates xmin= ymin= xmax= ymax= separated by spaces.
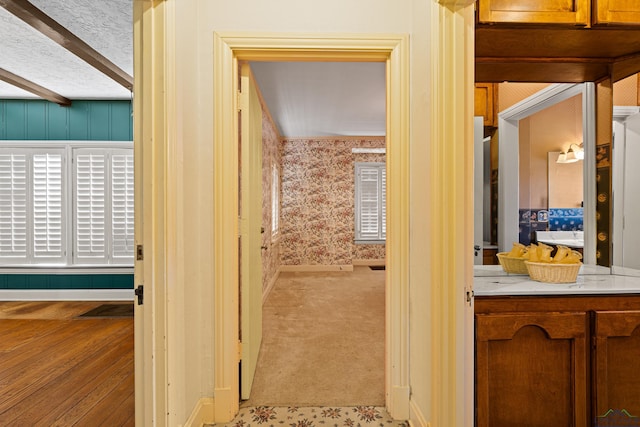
xmin=557 ymin=143 xmax=584 ymax=163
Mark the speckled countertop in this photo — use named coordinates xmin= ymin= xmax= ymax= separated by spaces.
xmin=474 ymin=265 xmax=640 ymax=296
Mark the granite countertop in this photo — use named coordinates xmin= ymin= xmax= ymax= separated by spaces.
xmin=474 ymin=265 xmax=640 ymax=296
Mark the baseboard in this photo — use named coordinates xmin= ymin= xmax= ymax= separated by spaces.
xmin=184 ymin=397 xmax=215 ymax=427
xmin=279 ymin=264 xmax=354 ymax=272
xmin=263 ymin=267 xmax=281 ymax=304
xmin=409 ymin=398 xmax=429 ymax=427
xmin=353 ymin=259 xmax=385 ymax=266
xmin=390 ymin=385 xmax=411 ymax=420
xmin=0 ymin=289 xmax=134 ymax=301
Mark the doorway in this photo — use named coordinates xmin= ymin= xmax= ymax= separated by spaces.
xmin=241 ymin=60 xmax=388 ymax=405
xmin=212 ymin=33 xmax=410 ymax=423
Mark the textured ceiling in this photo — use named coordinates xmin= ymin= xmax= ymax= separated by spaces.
xmin=0 ymin=0 xmax=132 ymax=99
xmin=0 ymin=2 xmax=387 ymax=137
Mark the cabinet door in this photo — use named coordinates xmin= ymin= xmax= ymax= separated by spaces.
xmin=474 ymin=83 xmax=498 ymax=128
xmin=476 ymin=312 xmax=588 ymax=427
xmin=594 ymin=0 xmax=640 ymax=25
xmin=477 ymin=0 xmax=590 ymax=25
xmin=593 ymin=311 xmax=640 ymax=423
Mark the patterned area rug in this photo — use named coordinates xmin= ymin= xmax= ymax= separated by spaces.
xmin=210 ymin=406 xmax=407 ymax=427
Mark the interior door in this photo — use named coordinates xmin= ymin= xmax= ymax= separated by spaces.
xmin=239 ymin=63 xmax=263 ymax=399
xmin=622 ymin=113 xmax=640 ymax=269
xmin=474 ymin=117 xmax=485 ymax=265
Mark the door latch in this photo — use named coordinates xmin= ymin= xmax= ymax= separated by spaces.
xmin=474 ymin=245 xmax=481 ymax=256
xmin=134 ymin=285 xmax=144 ymax=305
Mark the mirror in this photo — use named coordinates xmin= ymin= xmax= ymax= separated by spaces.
xmin=497 ymin=83 xmax=597 ymax=266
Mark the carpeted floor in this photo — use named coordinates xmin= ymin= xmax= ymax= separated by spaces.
xmin=210 ymin=406 xmax=406 ymax=427
xmin=242 ymin=266 xmax=385 ymax=407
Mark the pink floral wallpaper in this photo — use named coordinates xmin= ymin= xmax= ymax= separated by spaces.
xmin=280 ymin=137 xmax=386 ymax=266
xmin=261 ymin=101 xmax=281 ymax=293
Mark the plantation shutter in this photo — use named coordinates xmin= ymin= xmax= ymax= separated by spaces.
xmin=74 ymin=151 xmax=107 ymax=263
xmin=0 ymin=153 xmax=28 ymax=260
xmin=355 ymin=162 xmax=386 ymax=241
xmin=32 ymin=152 xmax=64 ymax=261
xmin=111 ymin=151 xmax=134 ymax=260
xmin=381 ymin=167 xmax=386 ymax=238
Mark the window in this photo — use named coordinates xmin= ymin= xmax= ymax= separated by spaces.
xmin=355 ymin=162 xmax=386 ymax=243
xmin=271 ymin=163 xmax=280 ymax=237
xmin=73 ymin=149 xmax=134 ymax=265
xmin=0 ymin=143 xmax=133 ymax=268
xmin=0 ymin=149 xmax=65 ymax=264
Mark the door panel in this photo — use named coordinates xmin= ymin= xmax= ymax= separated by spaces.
xmin=239 ymin=63 xmax=263 ymax=400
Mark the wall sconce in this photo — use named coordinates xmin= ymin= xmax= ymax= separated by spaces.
xmin=557 ymin=143 xmax=584 ymax=163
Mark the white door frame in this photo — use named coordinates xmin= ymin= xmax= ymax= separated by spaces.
xmin=498 ymin=83 xmax=597 ymax=265
xmin=212 ymin=33 xmax=410 ymax=423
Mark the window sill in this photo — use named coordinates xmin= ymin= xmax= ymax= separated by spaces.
xmin=355 ymin=240 xmax=386 ymax=245
xmin=0 ymin=266 xmax=134 ymax=274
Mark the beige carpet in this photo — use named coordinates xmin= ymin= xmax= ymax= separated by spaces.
xmin=242 ymin=266 xmax=385 ymax=407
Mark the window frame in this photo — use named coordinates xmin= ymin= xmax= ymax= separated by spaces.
xmin=354 ymin=161 xmax=386 ymax=244
xmin=0 ymin=141 xmax=134 ymax=271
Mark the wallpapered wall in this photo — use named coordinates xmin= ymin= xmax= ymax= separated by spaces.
xmin=280 ymin=137 xmax=386 ymax=266
xmin=260 ymin=101 xmax=281 ymax=293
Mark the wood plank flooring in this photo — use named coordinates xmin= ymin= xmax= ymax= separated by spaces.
xmin=0 ymin=302 xmax=134 ymax=426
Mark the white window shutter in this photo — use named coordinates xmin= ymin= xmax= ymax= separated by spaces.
xmin=32 ymin=152 xmax=64 ymax=261
xmin=355 ymin=162 xmax=386 ymax=242
xmin=381 ymin=168 xmax=386 ymax=238
xmin=74 ymin=151 xmax=107 ymax=263
xmin=359 ymin=167 xmax=380 ymax=238
xmin=0 ymin=153 xmax=28 ymax=259
xmin=271 ymin=164 xmax=279 ymax=235
xmin=111 ymin=152 xmax=134 ymax=260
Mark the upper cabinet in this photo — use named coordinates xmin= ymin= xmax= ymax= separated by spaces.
xmin=474 ymin=83 xmax=498 ymax=128
xmin=478 ymin=0 xmax=590 ymax=25
xmin=594 ymin=0 xmax=640 ymax=25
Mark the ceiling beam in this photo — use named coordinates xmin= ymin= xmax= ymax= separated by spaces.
xmin=0 ymin=0 xmax=133 ymax=91
xmin=0 ymin=67 xmax=71 ymax=106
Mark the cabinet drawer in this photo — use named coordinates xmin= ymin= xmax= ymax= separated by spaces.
xmin=478 ymin=0 xmax=590 ymax=25
xmin=594 ymin=0 xmax=640 ymax=25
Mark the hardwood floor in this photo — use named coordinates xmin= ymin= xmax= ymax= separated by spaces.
xmin=0 ymin=302 xmax=134 ymax=426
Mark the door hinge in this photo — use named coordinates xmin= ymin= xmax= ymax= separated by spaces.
xmin=237 ymin=341 xmax=243 ymax=360
xmin=136 ymin=245 xmax=144 ymax=261
xmin=466 ymin=288 xmax=474 ymax=306
xmin=135 ymin=285 xmax=144 ymax=305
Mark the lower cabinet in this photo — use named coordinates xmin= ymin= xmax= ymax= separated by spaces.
xmin=475 ymin=296 xmax=640 ymax=427
xmin=593 ymin=310 xmax=640 ymax=422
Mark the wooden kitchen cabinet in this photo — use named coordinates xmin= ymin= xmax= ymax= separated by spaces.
xmin=592 ymin=310 xmax=640 ymax=420
xmin=475 ymin=295 xmax=640 ymax=427
xmin=594 ymin=0 xmax=640 ymax=25
xmin=474 ymin=83 xmax=498 ymax=128
xmin=475 ymin=311 xmax=588 ymax=427
xmin=477 ymin=0 xmax=590 ymax=26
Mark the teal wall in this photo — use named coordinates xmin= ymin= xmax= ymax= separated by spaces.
xmin=0 ymin=99 xmax=132 ymax=141
xmin=0 ymin=99 xmax=134 ymax=290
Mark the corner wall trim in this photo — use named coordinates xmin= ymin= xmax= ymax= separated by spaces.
xmin=184 ymin=398 xmax=215 ymax=427
xmin=279 ymin=265 xmax=354 ymax=272
xmin=0 ymin=289 xmax=134 ymax=301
